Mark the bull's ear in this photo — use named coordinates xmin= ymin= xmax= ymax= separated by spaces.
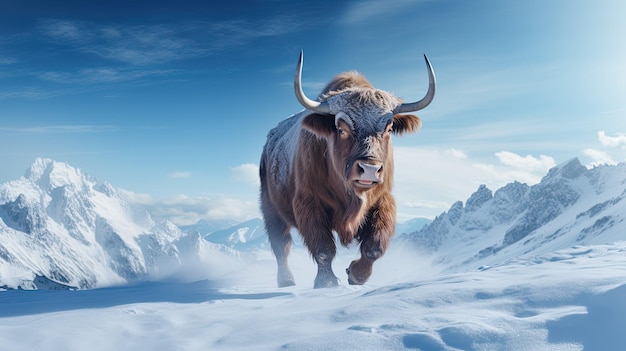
xmin=392 ymin=114 xmax=421 ymax=135
xmin=302 ymin=113 xmax=336 ymax=137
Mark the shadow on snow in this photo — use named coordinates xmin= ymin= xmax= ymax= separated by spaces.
xmin=0 ymin=280 xmax=291 ymax=318
xmin=546 ymin=283 xmax=626 ymax=349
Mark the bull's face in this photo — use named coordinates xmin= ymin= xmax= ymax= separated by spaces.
xmin=302 ymin=93 xmax=421 ymax=192
xmin=294 ymin=51 xmax=435 ymax=192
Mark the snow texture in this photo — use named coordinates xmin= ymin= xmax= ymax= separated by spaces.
xmin=1 ymin=157 xmax=625 ymax=351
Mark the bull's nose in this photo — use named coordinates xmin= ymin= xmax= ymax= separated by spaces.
xmin=357 ymin=162 xmax=382 ymax=182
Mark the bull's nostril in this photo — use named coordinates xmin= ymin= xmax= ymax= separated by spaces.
xmin=357 ymin=163 xmax=365 ymax=174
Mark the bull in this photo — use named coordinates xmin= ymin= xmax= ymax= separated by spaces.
xmin=259 ymin=51 xmax=436 ymax=288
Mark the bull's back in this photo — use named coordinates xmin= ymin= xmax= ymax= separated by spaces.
xmin=262 ymin=114 xmax=303 ymax=186
xmin=260 ymin=113 xmax=308 ymax=225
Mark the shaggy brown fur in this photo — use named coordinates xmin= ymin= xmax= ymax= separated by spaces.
xmin=260 ymin=72 xmax=421 ymax=288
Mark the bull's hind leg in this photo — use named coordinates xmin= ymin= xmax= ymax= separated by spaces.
xmin=260 ymin=189 xmax=295 ymax=287
xmin=264 ymin=212 xmax=295 ymax=287
xmin=270 ymin=226 xmax=296 ymax=287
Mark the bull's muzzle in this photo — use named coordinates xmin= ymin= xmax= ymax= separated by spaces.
xmin=355 ymin=161 xmax=382 ymax=187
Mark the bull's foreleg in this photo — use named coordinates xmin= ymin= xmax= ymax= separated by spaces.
xmin=347 ymin=198 xmax=395 ymax=285
xmin=295 ymin=201 xmax=339 ymax=289
xmin=312 ymin=244 xmax=338 ymax=288
xmin=306 ymin=230 xmax=339 ymax=288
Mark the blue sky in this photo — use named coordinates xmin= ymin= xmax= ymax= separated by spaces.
xmin=1 ymin=0 xmax=625 ymax=225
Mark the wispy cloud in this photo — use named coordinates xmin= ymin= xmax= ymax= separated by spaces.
xmin=0 ymin=88 xmax=62 ymax=100
xmin=0 ymin=56 xmax=17 ymax=65
xmin=168 ymin=171 xmax=192 ymax=179
xmin=119 ymin=189 xmax=260 ymax=226
xmin=232 ymin=163 xmax=259 ymax=187
xmin=2 ymin=16 xmax=312 ymax=101
xmin=342 ymin=0 xmax=432 ymax=24
xmin=38 ymin=19 xmax=206 ymax=66
xmin=444 ymin=148 xmax=467 ymax=160
xmin=39 ymin=67 xmax=177 ymax=85
xmin=37 ymin=17 xmax=308 ymax=66
xmin=0 ymin=125 xmax=118 ymax=134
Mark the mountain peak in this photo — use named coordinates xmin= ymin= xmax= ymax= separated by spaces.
xmin=465 ymin=184 xmax=493 ymax=212
xmin=24 ymin=158 xmax=53 ymax=180
xmin=544 ymin=157 xmax=587 ymax=181
xmin=25 ymin=158 xmax=92 ymax=191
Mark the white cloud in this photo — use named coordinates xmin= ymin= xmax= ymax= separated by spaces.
xmin=393 ymin=147 xmax=557 ymax=221
xmin=232 ymin=163 xmax=260 ymax=187
xmin=494 ymin=151 xmax=555 ymax=172
xmin=118 ymin=189 xmax=260 ymax=226
xmin=445 ymin=148 xmax=467 ymax=160
xmin=580 ymin=131 xmax=626 ymax=166
xmin=598 ymin=131 xmax=626 ymax=149
xmin=167 ymin=171 xmax=191 ymax=179
xmin=583 ymin=148 xmax=617 ymax=167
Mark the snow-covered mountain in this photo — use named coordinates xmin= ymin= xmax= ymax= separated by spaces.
xmin=180 ymin=219 xmax=239 ymax=238
xmin=403 ymin=158 xmax=626 ymax=271
xmin=200 ymin=216 xmax=431 ymax=252
xmin=203 ymin=218 xmax=268 ymax=251
xmin=0 ymin=158 xmax=248 ymax=290
xmin=3 ymin=157 xmax=624 ymax=292
xmin=395 ymin=217 xmax=431 ymax=236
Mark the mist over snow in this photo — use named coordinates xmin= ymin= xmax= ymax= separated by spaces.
xmin=1 ymin=158 xmax=626 ymax=350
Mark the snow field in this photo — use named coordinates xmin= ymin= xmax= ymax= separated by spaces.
xmin=1 ymin=243 xmax=625 ymax=350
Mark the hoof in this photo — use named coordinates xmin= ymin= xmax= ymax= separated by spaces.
xmin=278 ymin=279 xmax=296 ymax=288
xmin=314 ymin=274 xmax=339 ymax=289
xmin=277 ymin=268 xmax=295 ymax=287
xmin=347 ymin=259 xmax=372 ymax=285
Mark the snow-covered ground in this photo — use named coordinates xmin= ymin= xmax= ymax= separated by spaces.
xmin=1 ymin=242 xmax=626 ymax=351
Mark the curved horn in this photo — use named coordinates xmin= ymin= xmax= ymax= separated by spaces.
xmin=394 ymin=54 xmax=436 ymax=113
xmin=294 ymin=50 xmax=331 ymax=114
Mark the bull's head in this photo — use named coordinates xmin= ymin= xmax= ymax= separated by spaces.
xmin=295 ymin=51 xmax=436 ymax=192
